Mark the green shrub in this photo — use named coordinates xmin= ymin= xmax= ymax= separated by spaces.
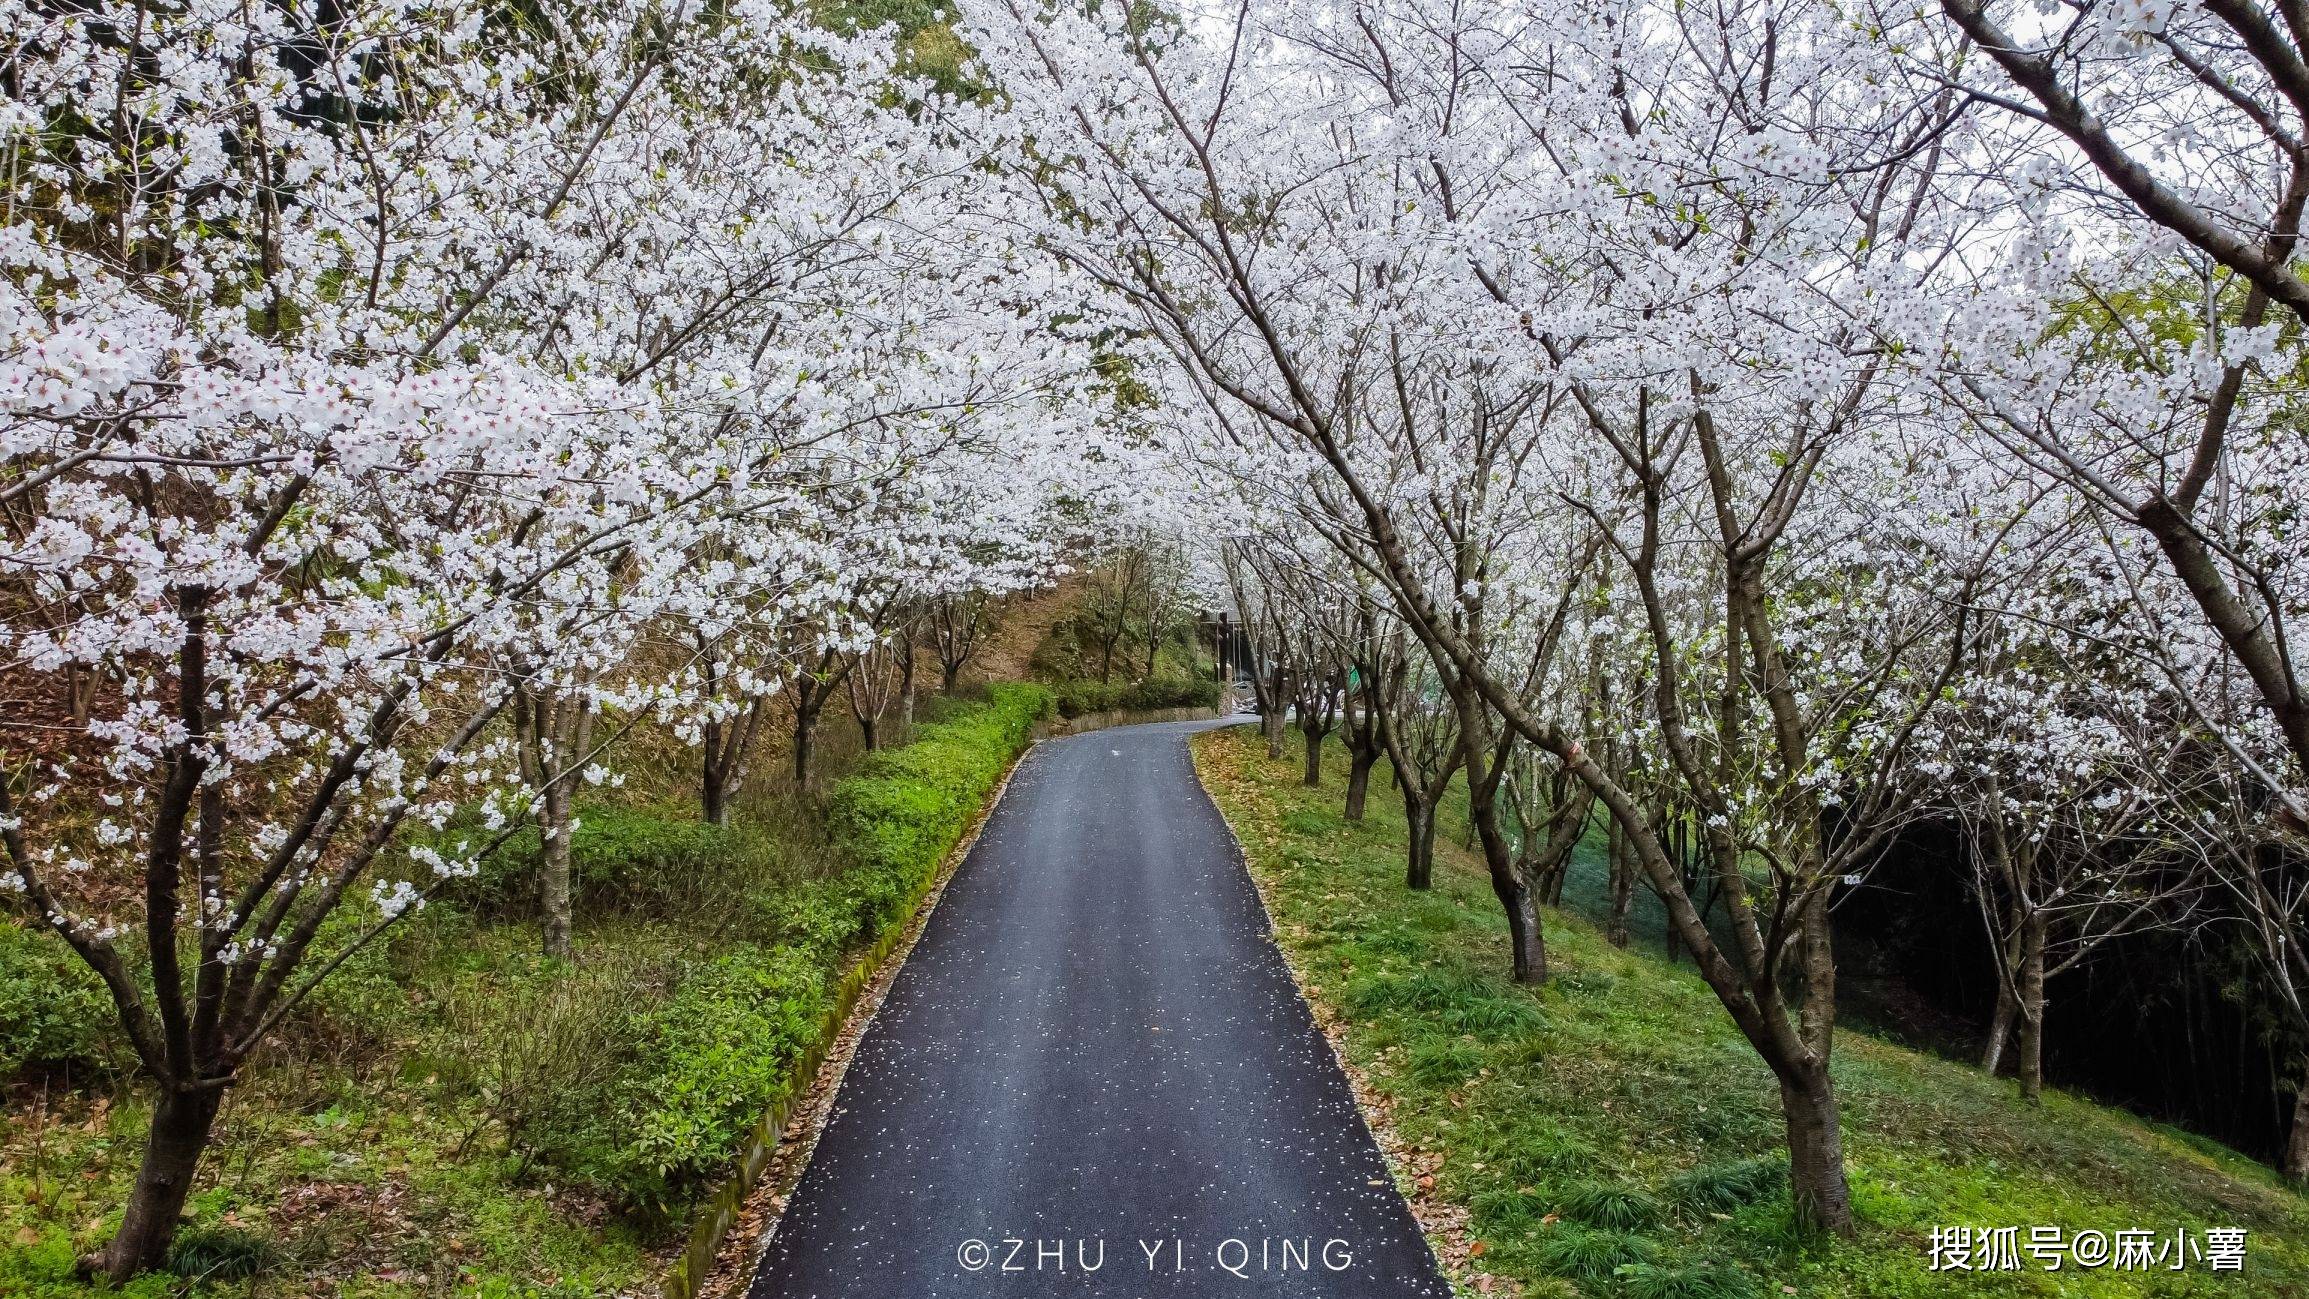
xmin=428 ymin=686 xmax=1052 ymax=1216
xmin=1667 ymin=1156 xmax=1786 ymax=1214
xmin=165 ymin=1225 xmax=279 ymax=1280
xmin=612 ymin=943 xmax=830 ymax=1211
xmin=1555 ymin=1180 xmax=1664 ymax=1230
xmin=1052 ymin=677 xmax=1219 ymax=719
xmin=754 ymin=885 xmax=871 ymax=963
xmin=442 ymin=953 xmax=659 ymax=1185
xmin=0 ymin=921 xmax=122 ymax=1077
xmin=1617 ymin=1260 xmax=1760 ymax=1299
xmin=1533 ymin=1224 xmax=1656 ymax=1282
xmin=596 ymin=685 xmax=1051 ymax=1212
xmin=445 ymin=807 xmax=769 ymax=920
xmin=827 ymin=683 xmax=1050 ymax=894
xmin=290 ymin=906 xmax=409 ymax=1052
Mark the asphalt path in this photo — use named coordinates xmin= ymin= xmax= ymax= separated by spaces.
xmin=747 ymin=717 xmax=1450 ymax=1298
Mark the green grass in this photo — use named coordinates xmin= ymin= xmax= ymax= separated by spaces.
xmin=1193 ymin=726 xmax=2309 ymax=1298
xmin=0 ymin=685 xmax=1052 ymax=1297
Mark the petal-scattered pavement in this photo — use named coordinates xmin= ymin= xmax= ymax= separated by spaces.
xmin=747 ymin=718 xmax=1450 ymax=1298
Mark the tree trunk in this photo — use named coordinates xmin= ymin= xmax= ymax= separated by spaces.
xmin=1778 ymin=1066 xmax=1855 ymax=1236
xmin=2285 ymin=1077 xmax=2309 ymax=1182
xmin=1469 ymin=755 xmax=1544 ymax=984
xmin=2016 ymin=914 xmax=2048 ymax=1104
xmin=91 ymin=1086 xmax=224 ymax=1282
xmin=1343 ymin=745 xmax=1374 ymax=821
xmin=1302 ymin=726 xmax=1323 ymax=786
xmin=900 ymin=647 xmax=917 ymax=727
xmin=1405 ymin=797 xmax=1437 ymax=891
xmin=1492 ymin=872 xmax=1543 ymax=983
xmin=701 ymin=723 xmax=729 ymax=827
xmin=793 ymin=701 xmax=820 ymax=785
xmin=1982 ymin=981 xmax=2017 ymax=1075
xmin=540 ymin=777 xmax=574 ymax=960
xmin=1606 ymin=820 xmax=1633 ymax=948
xmin=1264 ymin=708 xmax=1288 ymax=760
xmin=942 ymin=662 xmax=961 ymax=693
xmin=860 ymin=715 xmax=879 ymax=752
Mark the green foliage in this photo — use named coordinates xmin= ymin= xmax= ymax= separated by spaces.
xmin=1405 ymin=1035 xmax=1484 ymax=1086
xmin=1281 ymin=808 xmax=1330 ymax=836
xmin=1051 ymin=676 xmax=1219 ymax=719
xmin=288 ymin=906 xmax=407 ymax=1052
xmin=447 ymin=806 xmax=771 ymax=919
xmin=828 ymin=681 xmax=1050 ymax=890
xmin=1617 ymin=1259 xmax=1762 ymax=1299
xmin=0 ymin=922 xmax=122 ymax=1078
xmin=0 ymin=688 xmax=1052 ymax=1294
xmin=164 ymin=1226 xmax=277 ymax=1281
xmin=1534 ymin=1224 xmax=1658 ymax=1282
xmin=613 ymin=944 xmax=830 ymax=1211
xmin=1556 ymin=1180 xmax=1664 ymax=1231
xmin=441 ymin=951 xmax=659 ymax=1194
xmin=1471 ymin=1186 xmax=1548 ymax=1232
xmin=1669 ymin=1157 xmax=1787 ymax=1215
xmin=1193 ymin=726 xmax=2309 ymax=1298
xmin=553 ymin=684 xmax=1051 ymax=1213
xmin=1342 ymin=968 xmax=1544 ymax=1037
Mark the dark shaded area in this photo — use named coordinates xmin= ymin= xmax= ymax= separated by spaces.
xmin=749 ymin=718 xmax=1448 ymax=1299
xmin=1555 ymin=819 xmax=2292 ymax=1166
xmin=1840 ymin=828 xmax=2293 ymax=1165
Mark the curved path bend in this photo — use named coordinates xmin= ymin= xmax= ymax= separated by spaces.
xmin=747 ymin=717 xmax=1449 ymax=1298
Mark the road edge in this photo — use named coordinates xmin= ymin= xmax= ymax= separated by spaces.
xmin=685 ymin=740 xmax=1042 ymax=1299
xmin=1180 ymin=728 xmax=1465 ymax=1296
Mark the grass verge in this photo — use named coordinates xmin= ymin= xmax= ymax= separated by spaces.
xmin=0 ymin=685 xmax=1051 ymax=1298
xmin=1191 ymin=724 xmax=2309 ymax=1299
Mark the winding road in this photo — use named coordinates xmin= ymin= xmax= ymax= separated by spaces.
xmin=746 ymin=718 xmax=1450 ymax=1298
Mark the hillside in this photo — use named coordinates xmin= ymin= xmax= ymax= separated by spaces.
xmin=1192 ymin=725 xmax=2309 ymax=1298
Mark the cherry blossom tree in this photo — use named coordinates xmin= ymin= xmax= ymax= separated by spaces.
xmin=964 ymin=0 xmax=1992 ymax=1230
xmin=0 ymin=0 xmax=1111 ymax=1274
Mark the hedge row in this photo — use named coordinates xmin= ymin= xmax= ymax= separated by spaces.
xmin=609 ymin=682 xmax=1053 ymax=1208
xmin=1052 ymin=676 xmax=1220 ymax=719
xmin=0 ymin=686 xmax=1057 ymax=1220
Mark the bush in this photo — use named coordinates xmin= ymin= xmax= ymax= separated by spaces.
xmin=826 ymin=682 xmax=1050 ymax=898
xmin=289 ymin=906 xmax=410 ymax=1055
xmin=1051 ymin=676 xmax=1219 ymax=719
xmin=442 ymin=953 xmax=660 ymax=1184
xmin=593 ymin=684 xmax=1052 ymax=1212
xmin=0 ymin=921 xmax=123 ymax=1078
xmin=611 ymin=943 xmax=830 ymax=1211
xmin=445 ymin=806 xmax=772 ymax=921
